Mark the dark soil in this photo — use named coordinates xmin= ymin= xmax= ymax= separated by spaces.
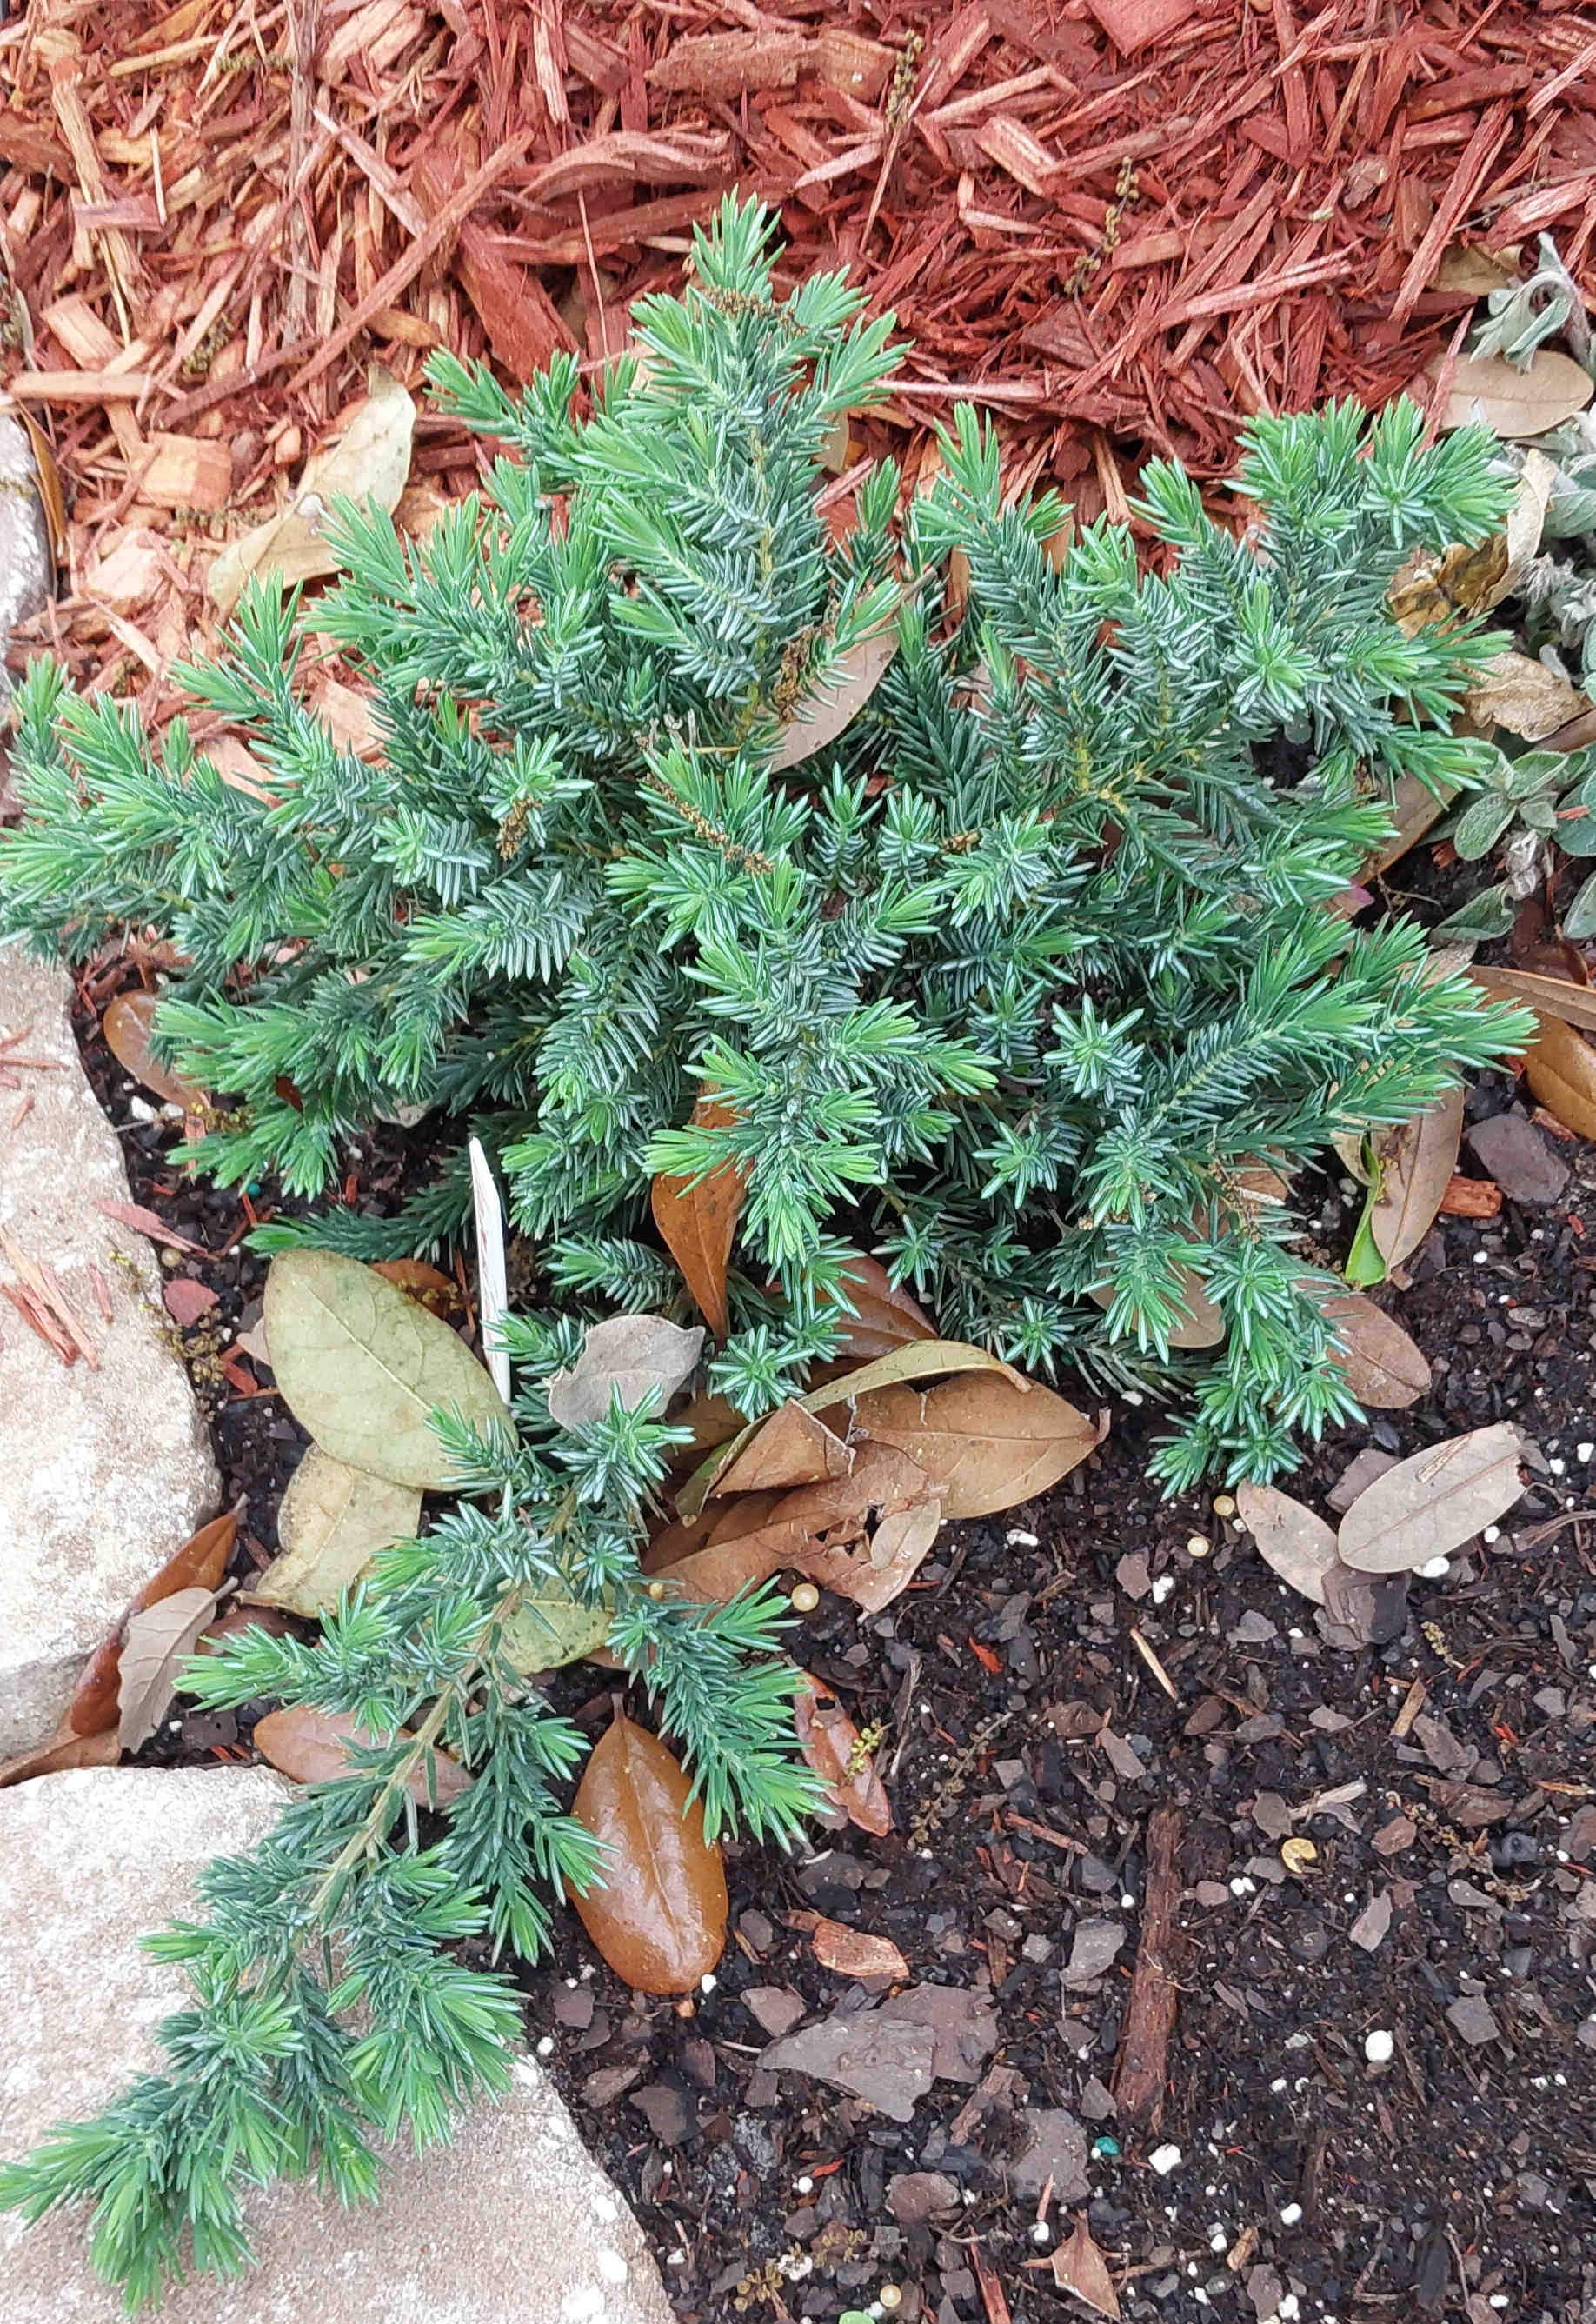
xmin=74 ymin=987 xmax=1596 ymax=2324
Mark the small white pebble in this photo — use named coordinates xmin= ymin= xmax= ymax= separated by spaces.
xmin=1365 ymin=2030 xmax=1394 ymax=2064
xmin=1270 ymin=2078 xmax=1288 ymax=2094
xmin=666 ymin=2252 xmax=686 ymax=2268
xmin=1031 ymin=2221 xmax=1052 ymax=2245
xmin=1417 ymin=1555 xmax=1450 ymax=1580
xmin=1483 ymin=1525 xmax=1500 ymax=1543
xmin=1280 ymin=2201 xmax=1303 ymax=2227
xmin=1549 ymin=1457 xmax=1566 ymax=1475
xmin=1472 ymin=1250 xmax=1487 ymax=1264
xmin=1151 ymin=1574 xmax=1176 ymax=1605
xmin=700 ymin=1973 xmax=716 ymax=1994
xmin=794 ymin=2175 xmax=813 ymax=2194
xmin=1007 ymin=1528 xmax=1040 ymax=1548
xmin=1123 ymin=1389 xmax=1144 ymax=1406
xmin=1209 ymin=2229 xmax=1228 ymax=2254
xmin=1149 ymin=2143 xmax=1183 ymax=2176
xmin=1577 ymin=1442 xmax=1593 ymax=1462
xmin=1279 ymin=2297 xmax=1300 ymax=2321
xmin=1229 ymin=1876 xmax=1256 ymax=1897
xmin=535 ymin=2034 xmax=555 ymax=2058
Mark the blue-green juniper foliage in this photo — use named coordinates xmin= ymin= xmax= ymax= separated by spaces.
xmin=0 ymin=196 xmax=1533 ymax=1485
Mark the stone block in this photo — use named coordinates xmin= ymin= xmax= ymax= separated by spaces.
xmin=0 ymin=949 xmax=217 ymax=1753
xmin=0 ymin=1766 xmax=675 ymax=2324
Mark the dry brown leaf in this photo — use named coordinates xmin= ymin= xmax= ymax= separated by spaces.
xmin=252 ymin=1704 xmax=472 ymax=1804
xmin=847 ymin=1371 xmax=1103 ymax=1519
xmin=572 ymin=1715 xmax=728 ymax=1994
xmin=370 ymin=1257 xmax=462 ymax=1315
xmin=770 ymin=616 xmax=898 ymax=772
xmin=1364 ymin=773 xmax=1457 ymax=876
xmin=1338 ymin=1423 xmax=1526 ymax=1575
xmin=69 ymin=1505 xmax=239 ymax=1737
xmin=712 ymin=1401 xmax=854 ymax=1495
xmin=101 ymin=990 xmax=204 ymax=1109
xmin=116 ymin=1585 xmax=220 ymax=1753
xmin=546 ymin=1313 xmax=704 ymax=1429
xmin=1051 ymin=2216 xmax=1122 ymax=2321
xmin=1431 ymin=245 xmax=1520 ymax=296
xmin=1086 ymin=1255 xmax=1224 ymax=1348
xmin=654 ymin=1441 xmax=935 ymax=1607
xmin=825 ymin=1254 xmax=938 ymax=1360
xmin=1367 ymin=1087 xmax=1465 ymax=1270
xmin=650 ymin=1095 xmax=746 ymax=1341
xmin=811 ymin=1918 xmax=908 ymax=1981
xmin=1235 ymin=1482 xmax=1340 ymax=1605
xmin=1469 ymin=964 xmax=1596 ymax=1035
xmin=792 ymin=1670 xmax=891 ymax=1837
xmin=1466 ymin=650 xmax=1586 ymax=742
xmin=1522 ymin=1014 xmax=1596 ymax=1139
xmin=1438 ymin=348 xmax=1593 ymax=439
xmin=246 ymin=1445 xmax=421 ymax=1620
xmin=1316 ymin=1290 xmax=1431 ymax=1409
xmin=0 ymin=1726 xmax=121 ymax=1790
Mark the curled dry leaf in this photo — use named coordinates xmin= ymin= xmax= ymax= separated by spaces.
xmin=253 ymin=1704 xmax=472 ymax=1805
xmin=712 ymin=1401 xmax=854 ymax=1495
xmin=824 ymin=1255 xmax=938 ymax=1361
xmin=650 ymin=1095 xmax=746 ymax=1342
xmin=546 ymin=1312 xmax=705 ymax=1430
xmin=572 ymin=1714 xmax=728 ymax=1995
xmin=116 ymin=1585 xmax=221 ymax=1753
xmin=769 ymin=614 xmax=898 ymax=773
xmin=70 ymin=1506 xmax=240 ymax=1737
xmin=1469 ymin=964 xmax=1596 ymax=1035
xmin=1466 ymin=650 xmax=1587 ymax=743
xmin=0 ymin=1727 xmax=121 ymax=1789
xmin=1522 ymin=1014 xmax=1596 ymax=1140
xmin=1437 ymin=348 xmax=1593 ymax=439
xmin=247 ymin=1445 xmax=421 ymax=1620
xmin=209 ymin=365 xmax=416 ymax=616
xmin=793 ymin=1671 xmax=891 ymax=1837
xmin=101 ymin=990 xmax=204 ymax=1110
xmin=1316 ymin=1290 xmax=1431 ymax=1409
xmin=847 ymin=1370 xmax=1102 ymax=1519
xmin=369 ymin=1257 xmax=462 ymax=1315
xmin=1051 ymin=2216 xmax=1121 ymax=2321
xmin=1235 ymin=1482 xmax=1340 ymax=1605
xmin=265 ymin=1250 xmax=513 ymax=1488
xmin=1353 ymin=1086 xmax=1465 ymax=1277
xmin=1338 ymin=1422 xmax=1526 ymax=1575
xmin=655 ymin=1441 xmax=940 ymax=1615
xmin=811 ymin=1918 xmax=908 ymax=1981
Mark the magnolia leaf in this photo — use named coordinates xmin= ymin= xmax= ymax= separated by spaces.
xmin=650 ymin=1095 xmax=745 ymax=1341
xmin=1522 ymin=1013 xmax=1596 ymax=1139
xmin=253 ymin=1705 xmax=472 ymax=1804
xmin=469 ymin=1136 xmax=511 ymax=1403
xmin=101 ymin=991 xmax=204 ymax=1110
xmin=546 ymin=1313 xmax=705 ymax=1429
xmin=247 ymin=1446 xmax=420 ymax=1620
xmin=209 ymin=366 xmax=415 ymax=616
xmin=1051 ymin=2216 xmax=1122 ymax=2321
xmin=1438 ymin=348 xmax=1593 ymax=439
xmin=500 ymin=1582 xmax=614 ymax=1674
xmin=1366 ymin=1086 xmax=1465 ymax=1271
xmin=1469 ymin=964 xmax=1596 ymax=1034
xmin=848 ymin=1371 xmax=1103 ymax=1519
xmin=0 ymin=1726 xmax=121 ymax=1790
xmin=1431 ymin=245 xmax=1520 ymax=296
xmin=70 ymin=1506 xmax=240 ymax=1737
xmin=116 ymin=1585 xmax=220 ymax=1753
xmin=1338 ymin=1423 xmax=1526 ymax=1575
xmin=824 ymin=1254 xmax=939 ymax=1360
xmin=1087 ymin=1260 xmax=1224 ymax=1348
xmin=713 ymin=1402 xmax=855 ymax=1495
xmin=811 ymin=1918 xmax=908 ymax=1981
xmin=264 ymin=1250 xmax=513 ymax=1489
xmin=572 ymin=1715 xmax=728 ymax=1994
xmin=1236 ymin=1482 xmax=1340 ymax=1604
xmin=770 ymin=616 xmax=898 ymax=771
xmin=1316 ymin=1290 xmax=1430 ymax=1409
xmin=656 ymin=1442 xmax=942 ymax=1615
xmin=792 ymin=1670 xmax=891 ymax=1836
xmin=1466 ymin=650 xmax=1586 ymax=742
xmin=1363 ymin=772 xmax=1456 ymax=876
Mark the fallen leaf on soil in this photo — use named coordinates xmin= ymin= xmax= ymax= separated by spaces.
xmin=1050 ymin=2216 xmax=1121 ymax=2320
xmin=101 ymin=990 xmax=204 ymax=1109
xmin=116 ymin=1584 xmax=220 ymax=1752
xmin=792 ymin=1671 xmax=892 ymax=1836
xmin=546 ymin=1312 xmax=705 ymax=1429
xmin=1364 ymin=1086 xmax=1465 ymax=1274
xmin=96 ymin=1197 xmax=207 ymax=1255
xmin=761 ymin=2007 xmax=936 ymax=2121
xmin=1470 ymin=963 xmax=1596 ymax=1035
xmin=1316 ymin=1290 xmax=1431 ymax=1408
xmin=770 ymin=614 xmax=898 ymax=772
xmin=162 ymin=1277 xmax=218 ymax=1327
xmin=1087 ymin=1256 xmax=1224 ymax=1348
xmin=1235 ymin=1483 xmax=1340 ymax=1605
xmin=812 ymin=1918 xmax=908 ymax=1981
xmin=650 ymin=1095 xmax=745 ymax=1341
xmin=209 ymin=366 xmax=416 ymax=616
xmin=713 ymin=1401 xmax=854 ymax=1495
xmin=265 ymin=1250 xmax=514 ymax=1488
xmin=1363 ymin=771 xmax=1456 ymax=875
xmin=847 ymin=1370 xmax=1101 ymax=1519
xmin=824 ymin=1255 xmax=938 ymax=1359
xmin=246 ymin=1445 xmax=421 ymax=1620
xmin=572 ymin=1714 xmax=728 ymax=1994
xmin=469 ymin=1135 xmax=511 ymax=1403
xmin=1466 ymin=650 xmax=1587 ymax=742
xmin=70 ymin=1505 xmax=240 ymax=1735
xmin=1438 ymin=1175 xmax=1501 ymax=1218
xmin=1338 ymin=1423 xmax=1526 ymax=1575
xmin=1437 ymin=347 xmax=1593 ymax=438
xmin=369 ymin=1257 xmax=462 ymax=1315
xmin=252 ymin=1704 xmax=472 ymax=1803
xmin=0 ymin=1726 xmax=122 ymax=1789
xmin=1521 ymin=1014 xmax=1596 ymax=1140
xmin=500 ymin=1580 xmax=614 ymax=1674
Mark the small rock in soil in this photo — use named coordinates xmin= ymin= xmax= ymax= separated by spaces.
xmin=629 ymin=2083 xmax=693 ymax=2144
xmin=761 ymin=2008 xmax=937 ymax=2122
xmin=742 ymin=1986 xmax=808 ymax=2039
xmin=888 ymin=2172 xmax=961 ymax=2225
xmin=1349 ymin=1890 xmax=1393 ymax=1951
xmin=1010 ymin=2108 xmax=1088 ymax=2199
xmin=1466 ymin=1112 xmax=1569 ymax=1205
xmin=876 ymin=1981 xmax=999 ymax=2083
xmin=1446 ymin=1995 xmax=1501 ymax=2047
xmin=1327 ymin=1447 xmax=1399 ymax=1513
xmin=1062 ymin=1919 xmax=1124 ymax=1986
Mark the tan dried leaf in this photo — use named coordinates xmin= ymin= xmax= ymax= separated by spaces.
xmin=713 ymin=1401 xmax=855 ymax=1495
xmin=1051 ymin=2216 xmax=1121 ymax=2321
xmin=1466 ymin=650 xmax=1586 ymax=742
xmin=770 ymin=616 xmax=898 ymax=772
xmin=546 ymin=1313 xmax=704 ymax=1430
xmin=1469 ymin=964 xmax=1596 ymax=1035
xmin=1522 ymin=1014 xmax=1596 ymax=1140
xmin=1338 ymin=1423 xmax=1526 ymax=1575
xmin=825 ymin=1254 xmax=939 ymax=1361
xmin=847 ymin=1370 xmax=1103 ymax=1519
xmin=248 ymin=1446 xmax=421 ymax=1620
xmin=70 ymin=1506 xmax=239 ymax=1737
xmin=1438 ymin=348 xmax=1593 ymax=439
xmin=1235 ymin=1482 xmax=1340 ymax=1605
xmin=253 ymin=1704 xmax=472 ymax=1804
xmin=650 ymin=1095 xmax=746 ymax=1341
xmin=1316 ymin=1290 xmax=1431 ymax=1408
xmin=1367 ymin=1087 xmax=1465 ymax=1270
xmin=116 ymin=1585 xmax=219 ymax=1753
xmin=792 ymin=1670 xmax=891 ymax=1837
